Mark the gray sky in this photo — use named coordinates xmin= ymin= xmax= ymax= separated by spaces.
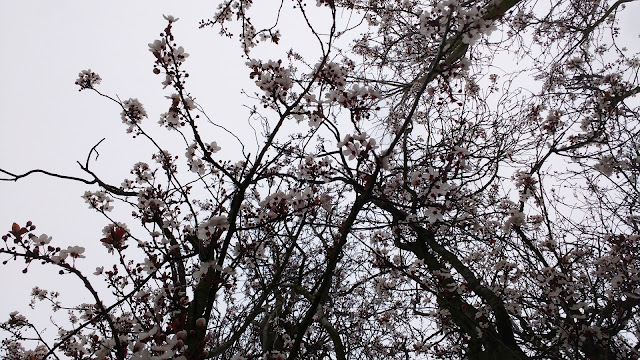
xmin=0 ymin=1 xmax=324 ymax=339
xmin=0 ymin=1 xmax=253 ymax=335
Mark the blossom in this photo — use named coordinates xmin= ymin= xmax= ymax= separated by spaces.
xmin=307 ymin=112 xmax=323 ymax=127
xmin=317 ymin=62 xmax=348 ymax=89
xmin=82 ymin=191 xmax=114 ymax=212
xmin=503 ymin=211 xmax=525 ymax=232
xmin=426 ymin=207 xmax=443 ymax=223
xmin=142 ymin=257 xmax=156 ymax=274
xmin=165 ymin=93 xmax=196 ymax=110
xmin=138 ymin=325 xmax=159 ymax=342
xmin=359 ymin=136 xmax=378 ymax=151
xmin=66 ymin=246 xmax=86 ymax=259
xmin=148 ymin=39 xmax=167 ymax=54
xmin=31 ymin=287 xmax=48 ymax=301
xmin=121 ymin=179 xmax=134 ymax=189
xmin=34 ymin=234 xmax=52 ymax=246
xmin=188 ymin=158 xmax=206 ymax=176
xmin=121 ymin=98 xmax=147 ymax=133
xmin=185 ymin=142 xmax=198 ymax=160
xmin=341 ymin=142 xmax=360 ymax=160
xmin=159 ymin=111 xmax=181 ymax=128
xmin=453 ymin=146 xmax=469 ymax=157
xmin=102 ymin=223 xmax=129 ymax=238
xmin=7 ymin=312 xmax=28 ymax=327
xmin=246 ymin=59 xmax=292 ymax=99
xmin=282 ymin=333 xmax=294 ymax=347
xmin=131 ymin=162 xmax=153 ymax=184
xmin=161 ymin=74 xmax=172 ymax=88
xmin=197 ymin=216 xmax=229 ymax=241
xmin=163 ymin=14 xmax=179 ymax=22
xmin=205 ymin=141 xmax=221 ymax=154
xmin=51 ymin=250 xmax=68 ymax=264
xmin=192 ymin=261 xmax=223 ymax=281
xmin=594 ymin=155 xmax=616 ymax=176
xmin=173 ymin=46 xmax=189 ymax=62
xmin=75 ymin=69 xmax=101 ymax=90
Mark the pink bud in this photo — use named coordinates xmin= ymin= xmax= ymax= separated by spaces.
xmin=196 ymin=318 xmax=206 ymax=328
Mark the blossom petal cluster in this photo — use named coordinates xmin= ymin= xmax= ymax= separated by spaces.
xmin=75 ymin=69 xmax=101 ymax=90
xmin=120 ymin=98 xmax=147 ymax=134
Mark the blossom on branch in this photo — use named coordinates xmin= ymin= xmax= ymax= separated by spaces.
xmin=74 ymin=69 xmax=101 ymax=90
xmin=120 ymin=98 xmax=147 ymax=134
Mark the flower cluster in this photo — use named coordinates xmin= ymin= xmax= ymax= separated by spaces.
xmin=594 ymin=155 xmax=617 ymax=177
xmin=316 ymin=62 xmax=348 ymax=90
xmin=159 ymin=109 xmax=182 ymax=128
xmin=149 ymin=39 xmax=189 ymax=66
xmin=153 ymin=150 xmax=177 ymax=174
xmin=417 ymin=1 xmax=496 ymax=45
xmin=594 ymin=235 xmax=640 ymax=297
xmin=131 ymin=162 xmax=154 ymax=184
xmin=185 ymin=142 xmax=206 ymax=176
xmin=158 ymin=94 xmax=197 ymax=130
xmin=297 ymin=155 xmax=334 ymax=181
xmin=460 ymin=16 xmax=495 ymax=45
xmin=257 ymin=187 xmax=316 ymax=222
xmin=325 ymin=85 xmax=380 ymax=120
xmin=503 ymin=209 xmax=525 ymax=232
xmin=306 ymin=109 xmax=324 ymax=128
xmin=197 ymin=216 xmax=229 ymax=242
xmin=408 ymin=167 xmax=450 ymax=223
xmin=81 ymin=191 xmax=114 ymax=212
xmin=120 ymin=98 xmax=147 ymax=134
xmin=136 ymin=186 xmax=166 ymax=223
xmin=513 ymin=170 xmax=538 ymax=202
xmin=247 ymin=59 xmax=292 ymax=100
xmin=338 ymin=132 xmax=379 ymax=161
xmin=51 ymin=246 xmax=86 ymax=264
xmin=74 ymin=69 xmax=101 ymax=90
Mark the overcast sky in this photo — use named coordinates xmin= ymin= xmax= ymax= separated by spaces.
xmin=0 ymin=1 xmax=258 ymax=335
xmin=1 ymin=0 xmax=640 ymax=347
xmin=0 ymin=1 xmax=334 ymax=341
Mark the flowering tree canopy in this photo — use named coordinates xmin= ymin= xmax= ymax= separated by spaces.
xmin=2 ymin=1 xmax=640 ymax=359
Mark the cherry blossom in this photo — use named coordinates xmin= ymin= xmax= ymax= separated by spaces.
xmin=74 ymin=69 xmax=101 ymax=90
xmin=3 ymin=2 xmax=640 ymax=360
xmin=33 ymin=234 xmax=52 ymax=246
xmin=163 ymin=14 xmax=179 ymax=23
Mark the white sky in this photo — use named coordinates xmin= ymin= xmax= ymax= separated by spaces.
xmin=0 ymin=1 xmax=254 ymax=336
xmin=0 ymin=1 xmax=335 ymax=342
xmin=1 ymin=0 xmax=640 ymax=350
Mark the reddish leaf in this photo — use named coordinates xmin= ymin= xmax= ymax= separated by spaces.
xmin=100 ymin=227 xmax=128 ymax=248
xmin=113 ymin=227 xmax=127 ymax=242
xmin=100 ymin=236 xmax=114 ymax=245
xmin=10 ymin=223 xmax=28 ymax=237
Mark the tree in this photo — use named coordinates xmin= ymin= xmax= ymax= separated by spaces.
xmin=2 ymin=0 xmax=640 ymax=359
